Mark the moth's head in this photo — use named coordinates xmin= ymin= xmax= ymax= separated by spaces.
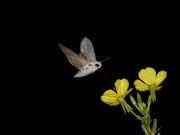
xmin=95 ymin=62 xmax=102 ymax=69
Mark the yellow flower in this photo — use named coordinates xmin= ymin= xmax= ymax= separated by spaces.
xmin=134 ymin=67 xmax=167 ymax=102
xmin=101 ymin=78 xmax=133 ymax=114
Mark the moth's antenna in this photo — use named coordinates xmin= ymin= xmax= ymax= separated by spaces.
xmin=101 ymin=57 xmax=111 ymax=63
xmin=101 ymin=67 xmax=115 ymax=90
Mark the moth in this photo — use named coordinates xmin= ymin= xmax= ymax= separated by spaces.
xmin=58 ymin=37 xmax=102 ymax=78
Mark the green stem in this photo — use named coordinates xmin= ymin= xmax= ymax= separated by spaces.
xmin=142 ymin=118 xmax=152 ymax=135
xmin=129 ymin=109 xmax=141 ymax=118
xmin=141 ymin=112 xmax=160 ymax=135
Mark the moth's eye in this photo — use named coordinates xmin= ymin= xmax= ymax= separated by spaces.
xmin=95 ymin=64 xmax=100 ymax=67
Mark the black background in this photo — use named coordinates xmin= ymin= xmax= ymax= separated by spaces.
xmin=30 ymin=30 xmax=174 ymax=134
xmin=8 ymin=4 xmax=178 ymax=134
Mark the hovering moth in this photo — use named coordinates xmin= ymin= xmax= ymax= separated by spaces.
xmin=58 ymin=37 xmax=102 ymax=78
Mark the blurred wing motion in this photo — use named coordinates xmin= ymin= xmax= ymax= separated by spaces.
xmin=58 ymin=44 xmax=88 ymax=70
xmin=80 ymin=37 xmax=96 ymax=62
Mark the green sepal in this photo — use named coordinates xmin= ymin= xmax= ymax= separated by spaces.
xmin=149 ymin=84 xmax=156 ymax=102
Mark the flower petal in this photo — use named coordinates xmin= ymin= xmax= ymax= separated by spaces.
xmin=101 ymin=90 xmax=119 ymax=106
xmin=134 ymin=79 xmax=149 ymax=91
xmin=154 ymin=71 xmax=167 ymax=86
xmin=115 ymin=79 xmax=121 ymax=93
xmin=115 ymin=79 xmax=129 ymax=97
xmin=102 ymin=89 xmax=118 ymax=97
xmin=101 ymin=96 xmax=120 ymax=106
xmin=101 ymin=90 xmax=120 ymax=106
xmin=139 ymin=67 xmax=156 ymax=84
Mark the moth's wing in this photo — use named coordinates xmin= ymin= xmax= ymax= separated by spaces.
xmin=80 ymin=37 xmax=96 ymax=62
xmin=79 ymin=52 xmax=87 ymax=60
xmin=67 ymin=56 xmax=88 ymax=70
xmin=58 ymin=44 xmax=88 ymax=70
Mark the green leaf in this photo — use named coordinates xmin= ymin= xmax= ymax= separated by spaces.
xmin=141 ymin=124 xmax=150 ymax=135
xmin=142 ymin=102 xmax=147 ymax=110
xmin=130 ymin=95 xmax=143 ymax=114
xmin=152 ymin=119 xmax=157 ymax=132
xmin=137 ymin=93 xmax=147 ymax=113
xmin=155 ymin=127 xmax=161 ymax=134
xmin=147 ymin=95 xmax=152 ymax=109
xmin=145 ymin=95 xmax=151 ymax=114
xmin=130 ymin=95 xmax=137 ymax=106
xmin=138 ymin=102 xmax=145 ymax=113
xmin=146 ymin=115 xmax=151 ymax=125
xmin=147 ymin=95 xmax=152 ymax=106
xmin=137 ymin=93 xmax=142 ymax=104
xmin=136 ymin=116 xmax=145 ymax=121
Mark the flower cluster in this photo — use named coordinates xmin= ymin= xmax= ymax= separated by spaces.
xmin=101 ymin=67 xmax=167 ymax=110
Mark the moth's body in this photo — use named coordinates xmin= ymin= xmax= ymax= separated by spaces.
xmin=74 ymin=62 xmax=102 ymax=77
xmin=59 ymin=37 xmax=102 ymax=78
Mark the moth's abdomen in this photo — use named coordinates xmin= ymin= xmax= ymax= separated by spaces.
xmin=74 ymin=62 xmax=102 ymax=78
xmin=74 ymin=70 xmax=92 ymax=78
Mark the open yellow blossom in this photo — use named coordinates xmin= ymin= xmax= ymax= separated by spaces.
xmin=101 ymin=78 xmax=133 ymax=114
xmin=134 ymin=67 xmax=167 ymax=102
